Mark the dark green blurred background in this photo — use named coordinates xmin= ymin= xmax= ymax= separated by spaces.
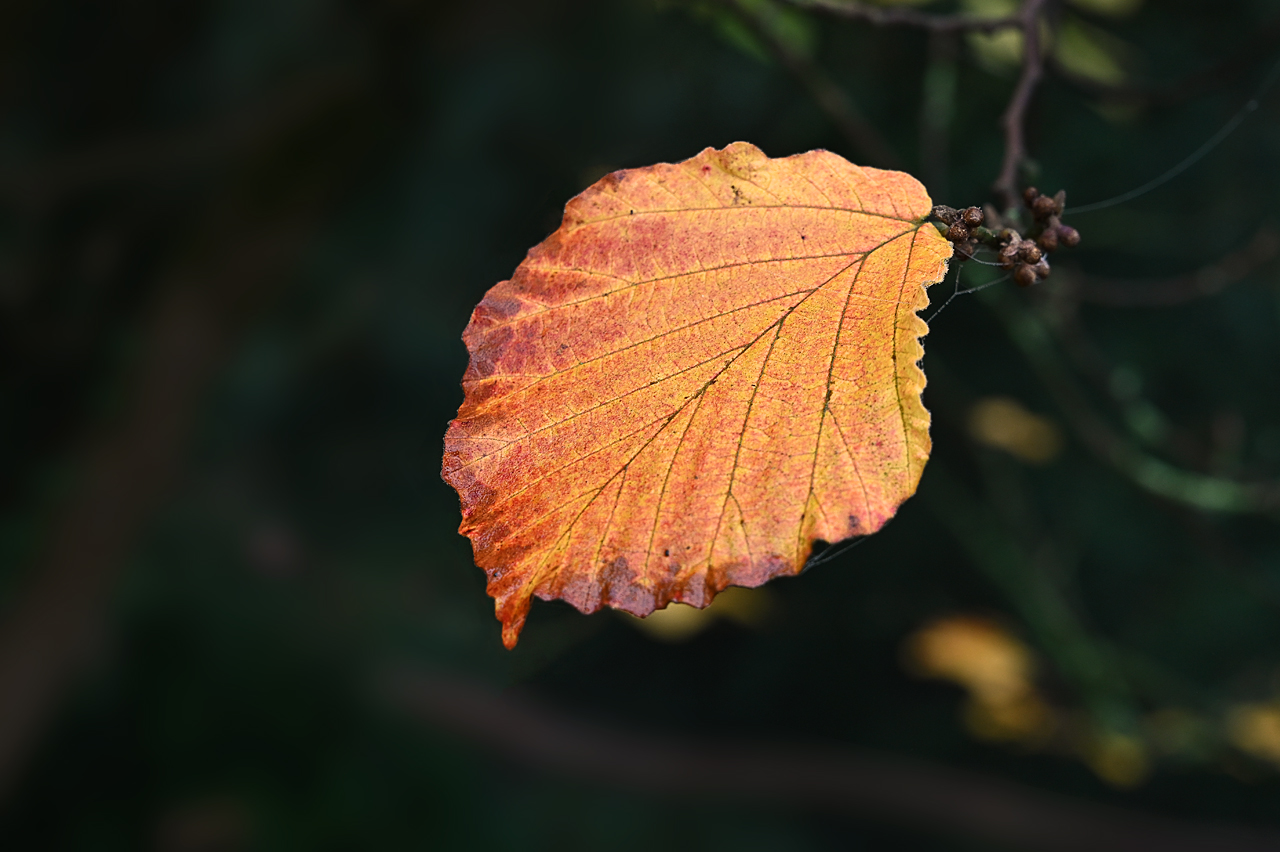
xmin=2 ymin=0 xmax=1280 ymax=849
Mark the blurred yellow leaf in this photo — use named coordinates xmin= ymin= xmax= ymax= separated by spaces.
xmin=903 ymin=615 xmax=1035 ymax=703
xmin=1227 ymin=702 xmax=1280 ymax=765
xmin=1145 ymin=707 xmax=1213 ymax=759
xmin=964 ymin=691 xmax=1054 ymax=743
xmin=1055 ymin=17 xmax=1133 ymax=87
xmin=1081 ymin=732 xmax=1150 ymax=788
xmin=712 ymin=584 xmax=775 ymax=627
xmin=631 ymin=601 xmax=710 ymax=642
xmin=968 ymin=397 xmax=1063 ymax=464
xmin=962 ymin=0 xmax=1023 ymax=73
xmin=904 ymin=616 xmax=1057 ymax=744
xmin=961 ymin=0 xmax=1018 ymax=18
xmin=963 ymin=3 xmax=1136 ymax=88
xmin=631 ymin=586 xmax=774 ymax=642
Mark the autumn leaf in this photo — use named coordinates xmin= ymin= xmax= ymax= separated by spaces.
xmin=443 ymin=142 xmax=951 ymax=648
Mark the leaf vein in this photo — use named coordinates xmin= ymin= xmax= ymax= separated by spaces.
xmin=568 ymin=203 xmax=914 ymax=232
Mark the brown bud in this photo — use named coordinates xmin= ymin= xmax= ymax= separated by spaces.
xmin=1033 ymin=259 xmax=1052 ymax=279
xmin=956 ymin=240 xmax=976 ymax=261
xmin=1032 ymin=195 xmax=1057 ymax=219
xmin=962 ymin=206 xmax=984 ymax=227
xmin=1037 ymin=229 xmax=1059 ymax=252
xmin=1052 ymin=190 xmax=1066 ymax=215
xmin=946 ymin=223 xmax=970 ymax=242
xmin=1013 ymin=263 xmax=1037 ymax=287
xmin=998 ymin=241 xmax=1020 ymax=267
xmin=1057 ymin=225 xmax=1080 ymax=248
xmin=1023 ymin=187 xmax=1040 ymax=205
xmin=1018 ymin=242 xmax=1042 ymax=264
xmin=932 ymin=205 xmax=959 ymax=224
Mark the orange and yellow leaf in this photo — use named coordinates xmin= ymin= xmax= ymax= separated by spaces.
xmin=443 ymin=142 xmax=951 ymax=647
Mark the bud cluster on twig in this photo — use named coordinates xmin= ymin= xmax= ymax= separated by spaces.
xmin=930 ymin=188 xmax=1080 ymax=287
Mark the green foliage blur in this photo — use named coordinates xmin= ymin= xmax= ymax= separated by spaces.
xmin=2 ymin=0 xmax=1279 ymax=848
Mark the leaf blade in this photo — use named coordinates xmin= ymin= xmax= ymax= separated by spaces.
xmin=443 ymin=142 xmax=951 ymax=647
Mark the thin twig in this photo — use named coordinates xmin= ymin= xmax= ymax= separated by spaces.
xmin=993 ymin=0 xmax=1050 ymax=209
xmin=919 ymin=29 xmax=960 ymax=198
xmin=1067 ymin=222 xmax=1280 ymax=307
xmin=781 ymin=0 xmax=1022 ymax=34
xmin=779 ymin=0 xmax=1050 ymax=207
xmin=728 ymin=0 xmax=901 ymax=168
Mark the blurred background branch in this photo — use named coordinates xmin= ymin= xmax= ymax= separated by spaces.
xmin=780 ymin=0 xmax=1023 ymax=33
xmin=1066 ymin=222 xmax=1280 ymax=306
xmin=390 ymin=668 xmax=1280 ymax=852
xmin=0 ymin=66 xmax=371 ymax=803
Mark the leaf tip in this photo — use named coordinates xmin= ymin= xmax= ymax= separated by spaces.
xmin=498 ymin=599 xmax=529 ymax=649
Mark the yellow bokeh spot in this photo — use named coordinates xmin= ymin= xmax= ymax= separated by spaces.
xmin=904 ymin=615 xmax=1035 ymax=703
xmin=905 ymin=616 xmax=1057 ymax=745
xmin=968 ymin=396 xmax=1063 ymax=464
xmin=1055 ymin=18 xmax=1132 ymax=87
xmin=962 ymin=3 xmax=1136 ymax=87
xmin=1082 ymin=732 xmax=1150 ymax=788
xmin=962 ymin=0 xmax=1019 ymax=18
xmin=1226 ymin=703 xmax=1280 ymax=765
xmin=631 ymin=586 xmax=773 ymax=642
xmin=962 ymin=0 xmax=1023 ymax=73
xmin=1145 ymin=707 xmax=1211 ymax=758
xmin=964 ymin=692 xmax=1055 ymax=743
